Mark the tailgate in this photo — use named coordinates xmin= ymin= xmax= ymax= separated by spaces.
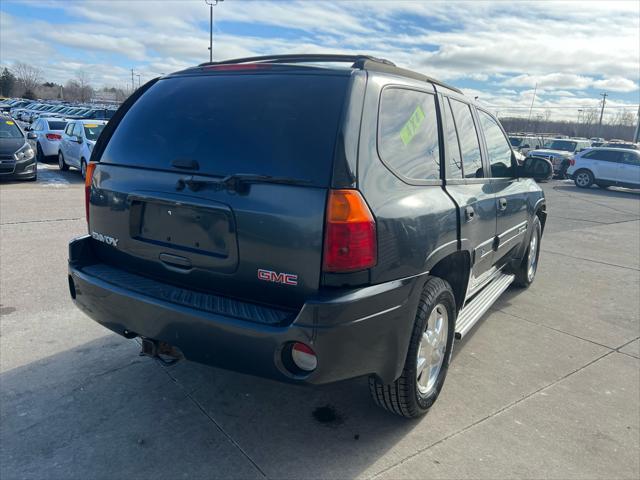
xmin=89 ymin=164 xmax=327 ymax=309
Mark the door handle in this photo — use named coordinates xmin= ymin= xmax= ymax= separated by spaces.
xmin=498 ymin=198 xmax=508 ymax=210
xmin=465 ymin=206 xmax=475 ymax=222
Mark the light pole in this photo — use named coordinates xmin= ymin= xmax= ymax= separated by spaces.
xmin=205 ymin=0 xmax=224 ymax=63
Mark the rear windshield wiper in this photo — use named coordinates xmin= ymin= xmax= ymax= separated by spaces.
xmin=176 ymin=173 xmax=312 ymax=193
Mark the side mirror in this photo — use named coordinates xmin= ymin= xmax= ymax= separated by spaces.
xmin=27 ymin=132 xmax=37 ymax=140
xmin=518 ymin=156 xmax=553 ymax=181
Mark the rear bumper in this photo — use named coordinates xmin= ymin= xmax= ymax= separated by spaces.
xmin=68 ymin=235 xmax=424 ymax=385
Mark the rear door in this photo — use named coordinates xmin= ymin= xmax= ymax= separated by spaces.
xmin=619 ymin=151 xmax=640 ymax=186
xmin=89 ymin=72 xmax=351 ymax=309
xmin=440 ymin=95 xmax=497 ymax=288
xmin=586 ymin=150 xmax=620 ymax=182
xmin=476 ymin=109 xmax=529 ymax=264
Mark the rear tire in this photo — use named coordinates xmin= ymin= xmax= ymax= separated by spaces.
xmin=58 ymin=151 xmax=68 ymax=171
xmin=81 ymin=159 xmax=87 ymax=179
xmin=369 ymin=277 xmax=456 ymax=418
xmin=513 ymin=216 xmax=542 ymax=288
xmin=574 ymin=169 xmax=593 ymax=188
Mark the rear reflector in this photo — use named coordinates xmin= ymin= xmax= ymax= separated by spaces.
xmin=85 ymin=162 xmax=97 ymax=227
xmin=291 ymin=343 xmax=318 ymax=372
xmin=323 ymin=190 xmax=376 ymax=272
xmin=45 ymin=133 xmax=62 ymax=141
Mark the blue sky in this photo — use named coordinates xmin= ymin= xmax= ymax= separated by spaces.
xmin=1 ymin=0 xmax=638 ymax=121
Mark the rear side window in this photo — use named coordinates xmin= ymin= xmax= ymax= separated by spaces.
xmin=442 ymin=98 xmax=463 ymax=179
xmin=449 ymin=99 xmax=483 ymax=178
xmin=583 ymin=150 xmax=620 ymax=162
xmin=621 ymin=151 xmax=640 ymax=166
xmin=65 ymin=123 xmax=75 ymax=135
xmin=378 ymin=88 xmax=440 ymax=180
xmin=477 ymin=110 xmax=513 ymax=178
xmin=101 ymin=74 xmax=350 ymax=185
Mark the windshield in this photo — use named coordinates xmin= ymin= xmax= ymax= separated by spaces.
xmin=509 ymin=137 xmax=523 ymax=146
xmin=83 ymin=124 xmax=105 ymax=141
xmin=547 ymin=140 xmax=577 ymax=152
xmin=101 ymin=74 xmax=350 ymax=185
xmin=0 ymin=119 xmax=23 ymax=139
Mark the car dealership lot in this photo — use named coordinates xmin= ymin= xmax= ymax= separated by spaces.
xmin=1 ymin=166 xmax=639 ymax=479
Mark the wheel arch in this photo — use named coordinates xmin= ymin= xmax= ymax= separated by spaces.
xmin=427 ymin=250 xmax=471 ymax=312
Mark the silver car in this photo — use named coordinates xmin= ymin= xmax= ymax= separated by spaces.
xmin=27 ymin=118 xmax=68 ymax=161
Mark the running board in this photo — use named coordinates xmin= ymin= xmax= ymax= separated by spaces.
xmin=455 ymin=273 xmax=515 ymax=339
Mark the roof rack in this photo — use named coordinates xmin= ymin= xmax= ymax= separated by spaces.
xmin=198 ymin=54 xmax=396 ymax=68
xmin=197 ymin=54 xmax=463 ymax=94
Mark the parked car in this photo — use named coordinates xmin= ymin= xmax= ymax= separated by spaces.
xmin=0 ymin=114 xmax=37 ymax=181
xmin=0 ymin=99 xmax=31 ymax=113
xmin=567 ymin=147 xmax=640 ymax=189
xmin=66 ymin=108 xmax=116 ymax=121
xmin=528 ymin=138 xmax=592 ymax=177
xmin=590 ymin=137 xmax=605 ymax=144
xmin=67 ymin=54 xmax=550 ymax=418
xmin=27 ymin=117 xmax=68 ymax=161
xmin=509 ymin=134 xmax=545 ymax=155
xmin=58 ymin=119 xmax=106 ymax=178
xmin=601 ymin=142 xmax=639 ymax=150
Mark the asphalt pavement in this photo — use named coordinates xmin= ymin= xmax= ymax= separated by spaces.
xmin=1 ymin=161 xmax=639 ymax=479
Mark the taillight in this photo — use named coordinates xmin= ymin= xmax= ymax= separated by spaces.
xmin=45 ymin=133 xmax=62 ymax=141
xmin=85 ymin=162 xmax=97 ymax=227
xmin=569 ymin=157 xmax=576 ymax=166
xmin=322 ymin=189 xmax=376 ymax=272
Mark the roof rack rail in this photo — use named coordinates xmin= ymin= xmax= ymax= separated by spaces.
xmin=198 ymin=54 xmax=396 ymax=68
xmin=197 ymin=54 xmax=463 ymax=95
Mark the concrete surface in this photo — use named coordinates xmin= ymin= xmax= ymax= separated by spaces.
xmin=1 ymin=163 xmax=639 ymax=479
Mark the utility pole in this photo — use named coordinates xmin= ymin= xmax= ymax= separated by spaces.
xmin=130 ymin=69 xmax=135 ymax=92
xmin=526 ymin=82 xmax=538 ymax=130
xmin=205 ymin=0 xmax=224 ymax=63
xmin=598 ymin=92 xmax=608 ymax=128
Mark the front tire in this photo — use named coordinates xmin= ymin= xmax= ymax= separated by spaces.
xmin=36 ymin=143 xmax=45 ymax=163
xmin=574 ymin=169 xmax=594 ymax=188
xmin=58 ymin=152 xmax=68 ymax=171
xmin=369 ymin=277 xmax=456 ymax=418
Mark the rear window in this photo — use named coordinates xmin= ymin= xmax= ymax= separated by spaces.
xmin=47 ymin=121 xmax=67 ymax=130
xmin=100 ymin=74 xmax=350 ymax=185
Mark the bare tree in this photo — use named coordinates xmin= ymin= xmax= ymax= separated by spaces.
xmin=11 ymin=62 xmax=43 ymax=97
xmin=75 ymin=71 xmax=94 ymax=103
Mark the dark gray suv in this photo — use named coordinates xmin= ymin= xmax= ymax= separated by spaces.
xmin=68 ymin=55 xmax=550 ymax=418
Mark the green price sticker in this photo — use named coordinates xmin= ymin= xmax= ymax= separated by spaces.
xmin=399 ymin=105 xmax=425 ymax=146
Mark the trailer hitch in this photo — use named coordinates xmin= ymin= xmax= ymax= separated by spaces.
xmin=139 ymin=338 xmax=183 ymax=366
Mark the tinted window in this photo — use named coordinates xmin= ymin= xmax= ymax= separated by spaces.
xmin=621 ymin=151 xmax=640 ymax=166
xmin=478 ymin=110 xmax=513 ymax=178
xmin=449 ymin=99 xmax=483 ymax=178
xmin=47 ymin=121 xmax=67 ymax=131
xmin=83 ymin=124 xmax=105 ymax=141
xmin=101 ymin=74 xmax=350 ymax=185
xmin=0 ymin=119 xmax=23 ymax=139
xmin=442 ymin=98 xmax=463 ymax=179
xmin=378 ymin=88 xmax=440 ymax=180
xmin=583 ymin=150 xmax=621 ymax=162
